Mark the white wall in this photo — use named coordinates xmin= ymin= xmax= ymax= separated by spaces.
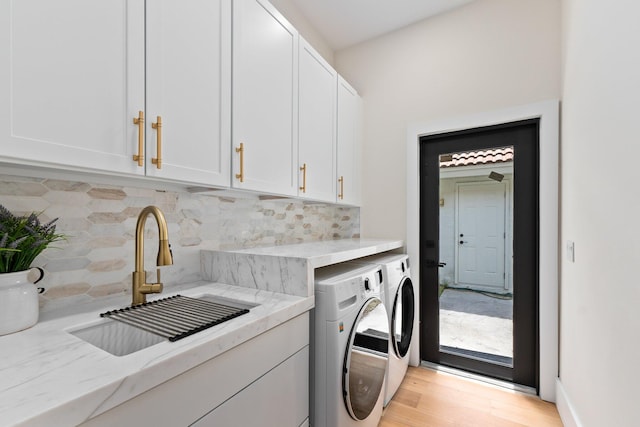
xmin=559 ymin=1 xmax=640 ymax=425
xmin=269 ymin=0 xmax=334 ymax=65
xmin=334 ymin=0 xmax=561 ymax=240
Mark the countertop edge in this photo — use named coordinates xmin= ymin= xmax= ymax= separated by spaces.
xmin=307 ymin=239 xmax=404 ymax=268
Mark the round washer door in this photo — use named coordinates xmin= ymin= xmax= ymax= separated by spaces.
xmin=343 ymin=297 xmax=389 ymax=421
xmin=392 ymin=276 xmax=415 ymax=358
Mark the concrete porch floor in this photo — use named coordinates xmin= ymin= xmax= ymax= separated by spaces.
xmin=439 ymin=288 xmax=513 ymax=359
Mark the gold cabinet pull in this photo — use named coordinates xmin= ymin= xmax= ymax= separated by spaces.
xmin=151 ymin=116 xmax=163 ymax=169
xmin=132 ymin=111 xmax=144 ymax=166
xmin=235 ymin=143 xmax=244 ymax=182
xmin=338 ymin=176 xmax=344 ymax=200
xmin=299 ymin=163 xmax=307 ymax=192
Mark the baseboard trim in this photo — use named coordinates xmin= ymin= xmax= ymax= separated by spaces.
xmin=556 ymin=378 xmax=583 ymax=427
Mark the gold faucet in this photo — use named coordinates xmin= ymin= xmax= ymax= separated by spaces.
xmin=132 ymin=206 xmax=173 ymax=306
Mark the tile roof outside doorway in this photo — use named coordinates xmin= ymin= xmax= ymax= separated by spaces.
xmin=440 ymin=147 xmax=514 ymax=168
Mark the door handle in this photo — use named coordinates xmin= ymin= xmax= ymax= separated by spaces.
xmin=151 ymin=116 xmax=162 ymax=169
xmin=459 ymin=240 xmax=468 ymax=244
xmin=426 ymin=260 xmax=447 ymax=268
xmin=299 ymin=163 xmax=307 ymax=193
xmin=235 ymin=143 xmax=244 ymax=182
xmin=132 ymin=110 xmax=144 ymax=167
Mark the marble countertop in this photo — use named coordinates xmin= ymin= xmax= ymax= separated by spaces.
xmin=225 ymin=238 xmax=404 ymax=268
xmin=201 ymin=238 xmax=405 ymax=298
xmin=0 ymin=282 xmax=313 ymax=427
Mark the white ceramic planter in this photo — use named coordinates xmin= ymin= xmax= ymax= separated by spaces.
xmin=0 ymin=269 xmax=43 ymax=336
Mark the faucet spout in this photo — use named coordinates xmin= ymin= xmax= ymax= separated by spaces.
xmin=132 ymin=206 xmax=173 ymax=306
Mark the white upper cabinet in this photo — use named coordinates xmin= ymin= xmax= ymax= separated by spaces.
xmin=0 ymin=0 xmax=231 ymax=187
xmin=0 ymin=0 xmax=145 ymax=175
xmin=232 ymin=0 xmax=299 ymax=196
xmin=1 ymin=0 xmax=361 ymax=203
xmin=297 ymin=38 xmax=337 ymax=203
xmin=336 ymin=76 xmax=363 ymax=206
xmin=145 ymin=0 xmax=231 ymax=186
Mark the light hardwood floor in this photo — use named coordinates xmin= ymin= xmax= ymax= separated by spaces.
xmin=379 ymin=367 xmax=563 ymax=426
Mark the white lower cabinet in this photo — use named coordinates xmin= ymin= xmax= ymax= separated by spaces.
xmin=80 ymin=313 xmax=309 ymax=427
xmin=192 ymin=347 xmax=308 ymax=426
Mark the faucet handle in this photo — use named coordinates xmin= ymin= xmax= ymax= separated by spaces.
xmin=148 ymin=282 xmax=163 ymax=293
xmin=143 ymin=271 xmax=163 ymax=294
xmin=141 ymin=269 xmax=163 ymax=294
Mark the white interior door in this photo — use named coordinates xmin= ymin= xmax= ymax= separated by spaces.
xmin=455 ymin=181 xmax=506 ymax=290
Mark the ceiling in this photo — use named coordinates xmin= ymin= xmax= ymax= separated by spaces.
xmin=290 ymin=0 xmax=476 ymax=51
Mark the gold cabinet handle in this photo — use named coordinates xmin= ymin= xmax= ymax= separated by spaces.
xmin=299 ymin=163 xmax=307 ymax=192
xmin=338 ymin=176 xmax=344 ymax=200
xmin=235 ymin=143 xmax=244 ymax=182
xmin=132 ymin=111 xmax=144 ymax=166
xmin=151 ymin=116 xmax=162 ymax=169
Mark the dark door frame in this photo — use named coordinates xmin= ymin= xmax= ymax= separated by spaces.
xmin=404 ymin=101 xmax=559 ymax=401
xmin=419 ymin=119 xmax=539 ymax=388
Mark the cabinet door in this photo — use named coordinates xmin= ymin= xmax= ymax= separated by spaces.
xmin=232 ymin=0 xmax=298 ymax=196
xmin=145 ymin=0 xmax=231 ymax=187
xmin=192 ymin=347 xmax=309 ymax=427
xmin=0 ymin=0 xmax=145 ymax=175
xmin=336 ymin=76 xmax=362 ymax=206
xmin=298 ymin=38 xmax=336 ymax=202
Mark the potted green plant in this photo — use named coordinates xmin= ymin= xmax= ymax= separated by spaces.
xmin=0 ymin=204 xmax=65 ymax=335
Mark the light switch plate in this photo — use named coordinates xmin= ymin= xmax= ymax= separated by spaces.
xmin=566 ymin=240 xmax=575 ymax=262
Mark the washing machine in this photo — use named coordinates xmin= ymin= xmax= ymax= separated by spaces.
xmin=311 ymin=263 xmax=389 ymax=427
xmin=349 ymin=254 xmax=415 ymax=406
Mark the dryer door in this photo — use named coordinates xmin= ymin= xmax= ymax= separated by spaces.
xmin=343 ymin=297 xmax=389 ymax=421
xmin=392 ymin=276 xmax=415 ymax=358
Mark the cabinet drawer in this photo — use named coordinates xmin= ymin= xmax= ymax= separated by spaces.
xmin=192 ymin=346 xmax=309 ymax=427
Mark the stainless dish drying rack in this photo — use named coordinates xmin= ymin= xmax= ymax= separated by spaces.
xmin=100 ymin=295 xmax=250 ymax=342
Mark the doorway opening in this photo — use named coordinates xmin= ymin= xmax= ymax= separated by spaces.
xmin=419 ymin=120 xmax=539 ymax=389
xmin=439 ymin=147 xmax=514 ymax=365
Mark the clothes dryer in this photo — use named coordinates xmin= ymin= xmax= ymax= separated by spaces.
xmin=349 ymin=254 xmax=415 ymax=406
xmin=311 ymin=263 xmax=389 ymax=427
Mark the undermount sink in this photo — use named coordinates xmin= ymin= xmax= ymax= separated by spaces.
xmin=70 ymin=319 xmax=165 ymax=356
xmin=69 ymin=294 xmax=257 ymax=356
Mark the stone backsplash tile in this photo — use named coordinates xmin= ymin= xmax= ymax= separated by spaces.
xmin=0 ymin=174 xmax=359 ymax=313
